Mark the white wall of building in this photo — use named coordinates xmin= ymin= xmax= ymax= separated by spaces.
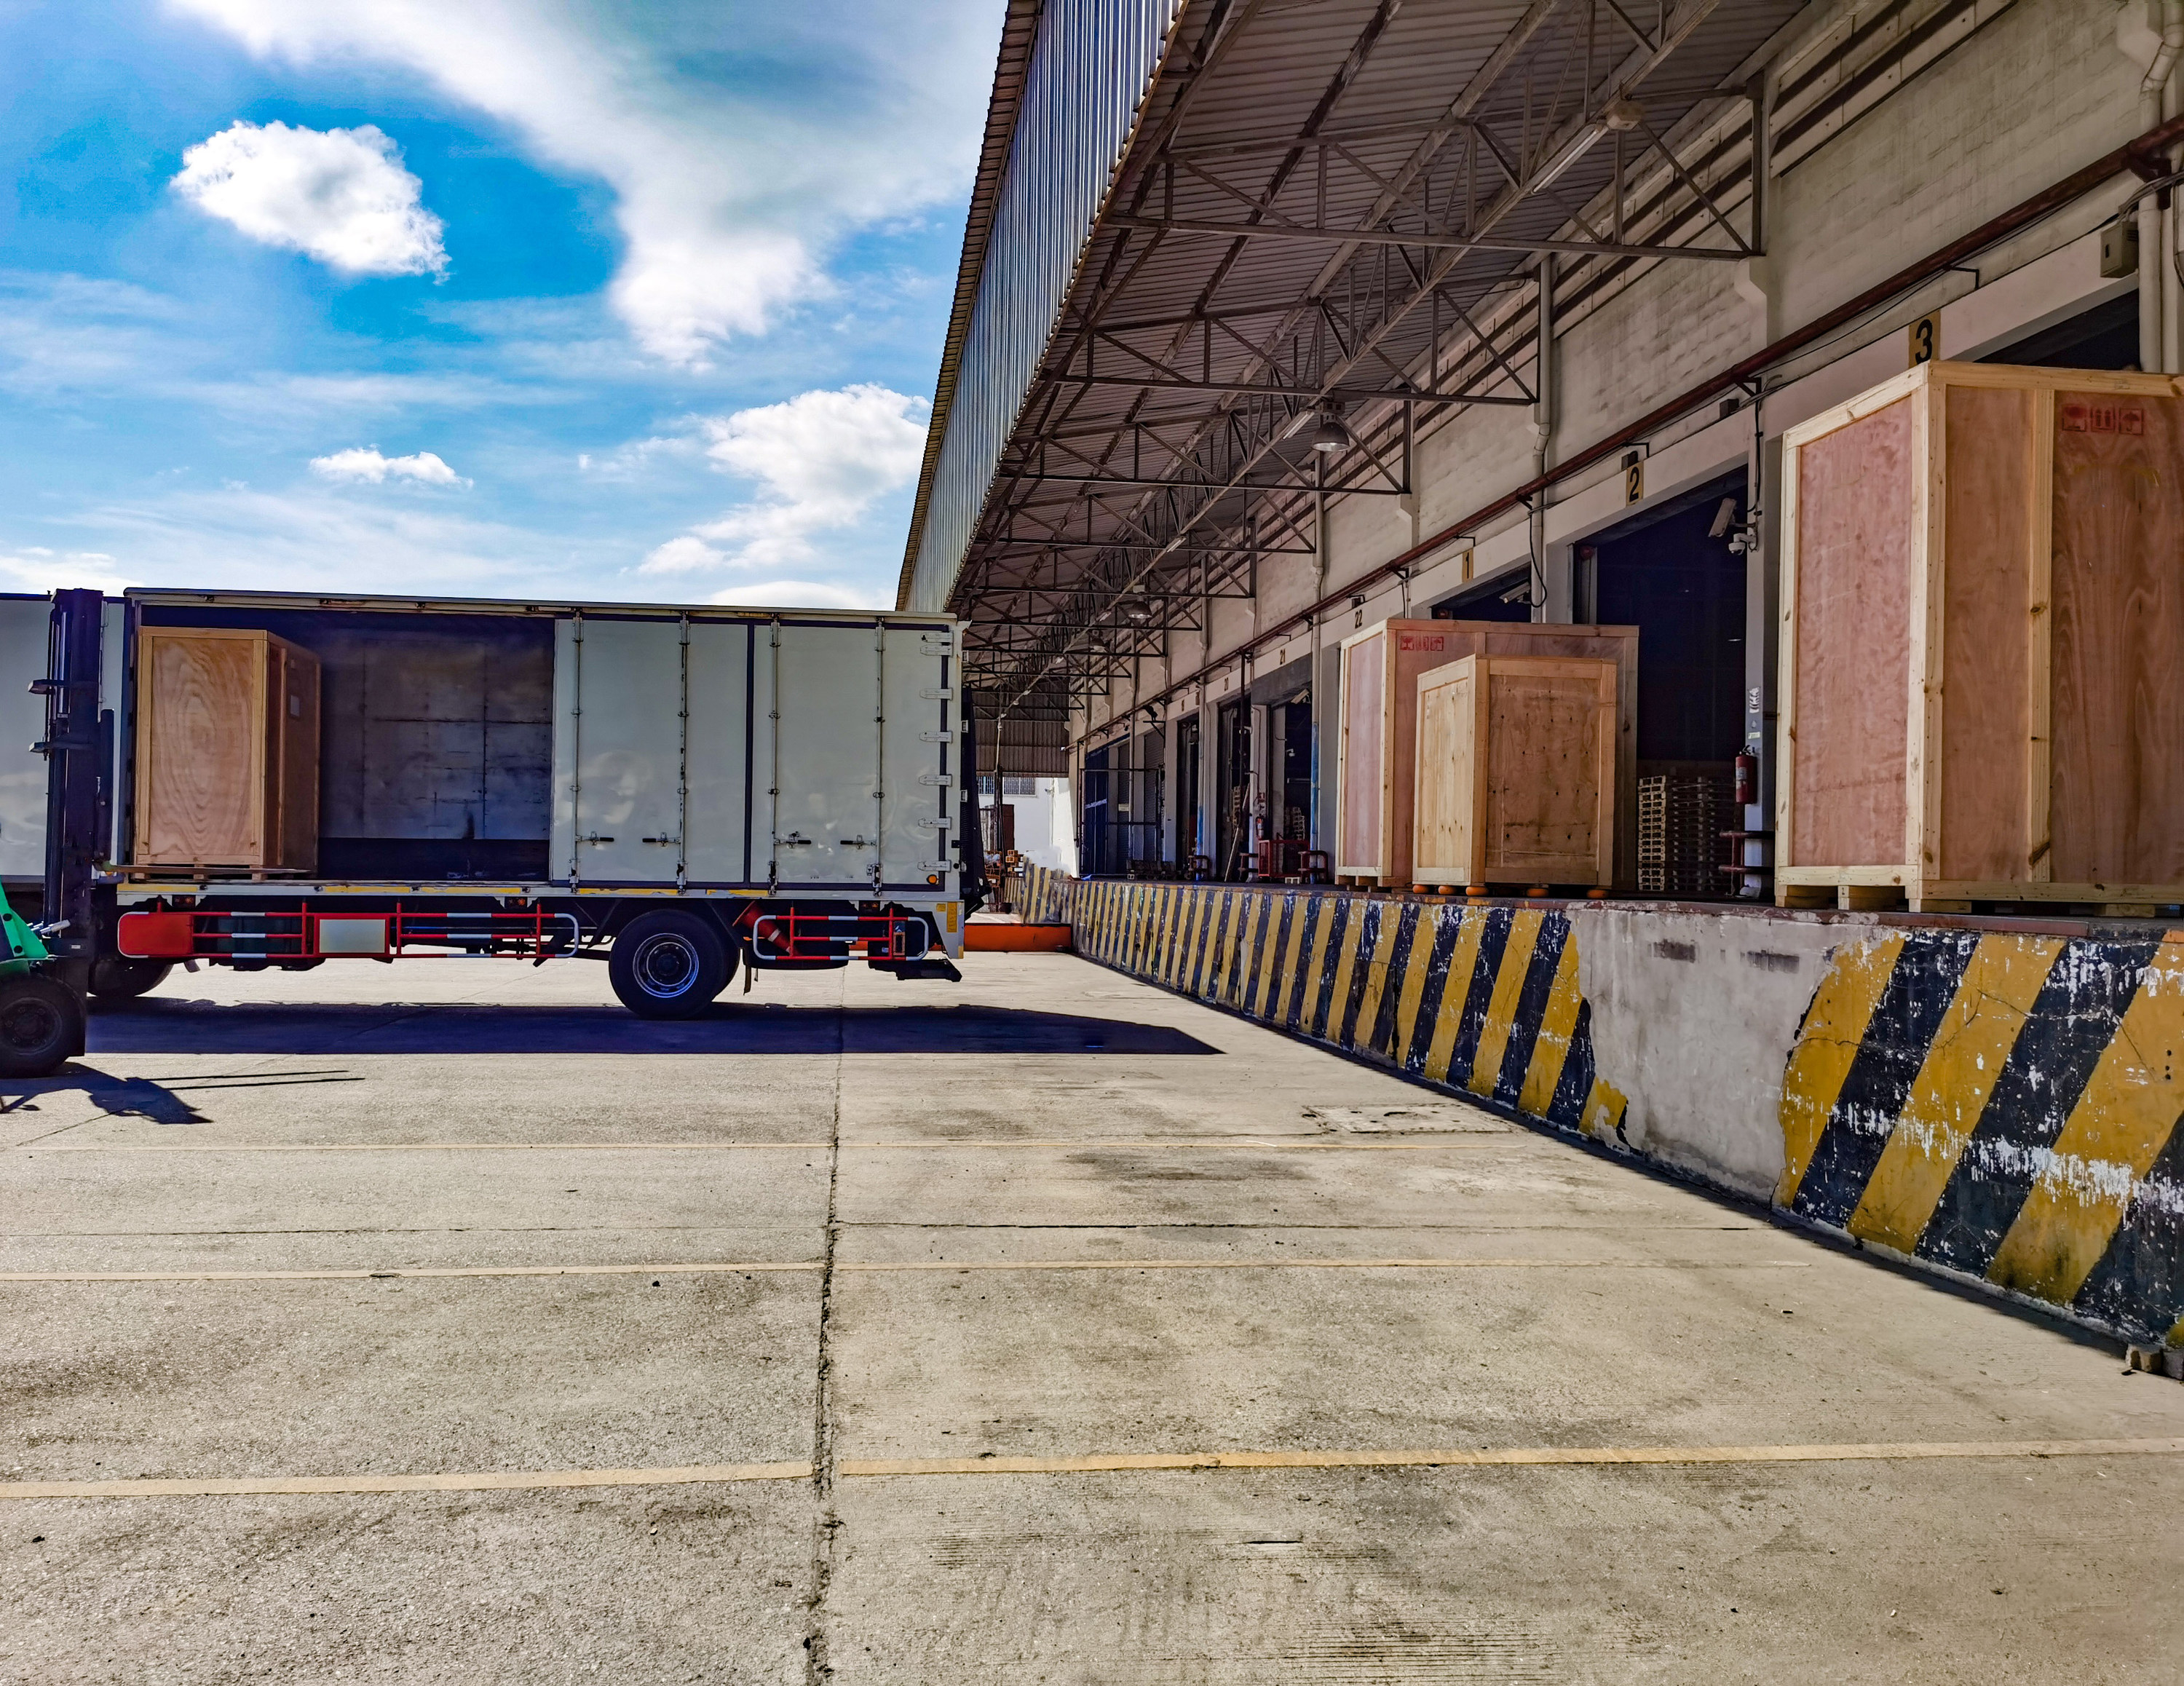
xmin=997 ymin=777 xmax=1077 ymax=876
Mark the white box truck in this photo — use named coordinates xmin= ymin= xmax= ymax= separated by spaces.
xmin=28 ymin=587 xmax=980 ymax=1047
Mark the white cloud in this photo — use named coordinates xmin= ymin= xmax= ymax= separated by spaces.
xmin=641 ymin=534 xmax=724 ymax=573
xmin=309 ymin=446 xmax=469 ymax=486
xmin=167 ymin=1 xmax=997 ymax=362
xmin=638 ymin=384 xmax=926 ymax=576
xmin=173 ymin=120 xmax=447 ymax=277
xmin=0 ymin=547 xmax=141 ymax=594
xmin=710 ymin=580 xmax=887 ymax=610
xmin=58 ymin=486 xmax=617 ymax=599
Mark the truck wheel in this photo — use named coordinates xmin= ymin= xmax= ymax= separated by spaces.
xmin=90 ymin=957 xmax=172 ymax=1000
xmin=0 ymin=974 xmax=83 ymax=1077
xmin=609 ymin=911 xmax=731 ymax=1019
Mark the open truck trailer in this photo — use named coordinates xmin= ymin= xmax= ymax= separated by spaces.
xmin=4 ymin=587 xmax=981 ymax=1075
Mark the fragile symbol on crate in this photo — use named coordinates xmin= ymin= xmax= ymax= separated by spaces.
xmin=2059 ymin=398 xmax=2143 ymax=435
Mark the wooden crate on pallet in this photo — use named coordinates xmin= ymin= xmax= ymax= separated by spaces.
xmin=1337 ymin=617 xmax=1637 ymax=890
xmin=132 ymin=626 xmax=320 ymax=871
xmin=1777 ymin=361 xmax=2184 ymax=913
xmin=1411 ymin=654 xmax=1618 ymax=890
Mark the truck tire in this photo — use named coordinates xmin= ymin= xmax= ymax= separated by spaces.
xmin=90 ymin=957 xmax=172 ymax=1000
xmin=609 ymin=910 xmax=731 ymax=1019
xmin=0 ymin=974 xmax=83 ymax=1077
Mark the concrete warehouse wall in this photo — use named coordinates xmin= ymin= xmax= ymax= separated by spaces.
xmin=1021 ymin=869 xmax=2184 ymax=1350
xmin=1084 ymin=0 xmax=2169 ymax=846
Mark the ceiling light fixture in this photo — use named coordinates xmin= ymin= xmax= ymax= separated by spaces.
xmin=1530 ymin=98 xmax=1644 ymax=192
xmin=1310 ymin=406 xmax=1351 ymax=453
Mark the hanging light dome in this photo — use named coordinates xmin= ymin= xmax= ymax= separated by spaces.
xmin=1309 ymin=408 xmax=1351 ymax=454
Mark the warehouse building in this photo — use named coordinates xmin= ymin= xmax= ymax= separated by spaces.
xmin=908 ymin=1 xmax=2184 ymax=1353
xmin=908 ymin=0 xmax=2181 ymax=894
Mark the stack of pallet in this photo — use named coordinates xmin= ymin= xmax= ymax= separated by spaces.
xmin=1638 ymin=764 xmax=1733 ymax=897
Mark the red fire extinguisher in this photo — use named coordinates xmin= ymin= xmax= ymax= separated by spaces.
xmin=1733 ymin=752 xmax=1757 ymax=807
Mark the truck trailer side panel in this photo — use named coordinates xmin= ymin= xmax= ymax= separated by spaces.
xmin=550 ymin=613 xmax=955 ymax=893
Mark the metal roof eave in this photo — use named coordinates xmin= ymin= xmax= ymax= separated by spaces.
xmin=895 ymin=0 xmax=1046 ymax=613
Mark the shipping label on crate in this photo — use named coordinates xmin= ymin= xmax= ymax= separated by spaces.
xmin=2060 ymin=397 xmax=2145 ymax=435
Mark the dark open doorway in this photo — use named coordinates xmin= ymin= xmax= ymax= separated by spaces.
xmin=1214 ymin=699 xmax=1250 ymax=880
xmin=1581 ymin=470 xmax=1748 ymax=898
xmin=1175 ymin=713 xmax=1202 ymax=868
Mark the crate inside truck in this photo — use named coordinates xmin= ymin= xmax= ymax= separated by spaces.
xmin=24 ymin=588 xmax=980 ymax=1058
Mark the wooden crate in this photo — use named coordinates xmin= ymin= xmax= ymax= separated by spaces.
xmin=132 ymin=627 xmax=320 ymax=870
xmin=1776 ymin=360 xmax=2184 ymax=912
xmin=1336 ymin=617 xmax=1637 ymax=888
xmin=1412 ymin=654 xmax=1618 ymax=889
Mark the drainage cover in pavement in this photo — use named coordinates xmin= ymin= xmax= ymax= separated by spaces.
xmin=1303 ymin=1104 xmax=1511 ymax=1133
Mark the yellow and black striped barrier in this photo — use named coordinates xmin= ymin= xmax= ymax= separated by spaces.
xmin=1781 ymin=928 xmax=2184 ymax=1345
xmin=1045 ymin=877 xmax=1626 ymax=1143
xmin=1020 ymin=868 xmax=2184 ymax=1349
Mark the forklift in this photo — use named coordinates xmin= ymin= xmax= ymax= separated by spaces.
xmin=0 ymin=589 xmax=104 ymax=1078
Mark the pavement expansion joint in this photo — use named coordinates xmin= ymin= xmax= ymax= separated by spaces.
xmin=0 ymin=1256 xmax=1814 ymax=1283
xmin=9 ymin=1439 xmax=2181 ymax=1501
xmin=14 ymin=1136 xmax=1512 ymax=1154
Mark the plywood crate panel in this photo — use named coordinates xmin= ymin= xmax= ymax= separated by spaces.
xmin=1777 ymin=360 xmax=2184 ymax=910
xmin=1412 ymin=654 xmax=1618 ymax=889
xmin=1337 ymin=617 xmax=1637 ymax=888
xmin=133 ymin=626 xmax=320 ymax=870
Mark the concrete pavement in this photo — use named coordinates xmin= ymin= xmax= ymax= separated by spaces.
xmin=4 ymin=950 xmax=2180 ymax=1682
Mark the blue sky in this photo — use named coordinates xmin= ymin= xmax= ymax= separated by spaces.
xmin=0 ymin=0 xmax=1001 ymax=608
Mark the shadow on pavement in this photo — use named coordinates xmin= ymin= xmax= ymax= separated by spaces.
xmin=76 ymin=1000 xmax=1219 ymax=1058
xmin=0 ymin=1064 xmax=368 ymax=1123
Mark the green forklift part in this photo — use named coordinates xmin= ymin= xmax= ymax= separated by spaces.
xmin=0 ymin=889 xmax=51 ymax=980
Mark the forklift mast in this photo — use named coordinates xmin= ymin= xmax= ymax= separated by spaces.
xmin=37 ymin=587 xmax=106 ymax=984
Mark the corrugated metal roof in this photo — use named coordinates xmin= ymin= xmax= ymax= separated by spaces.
xmin=904 ymin=0 xmax=1810 ymax=702
xmin=901 ymin=0 xmax=1186 ymax=614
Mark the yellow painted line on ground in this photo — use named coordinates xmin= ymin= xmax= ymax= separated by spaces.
xmin=0 ymin=1463 xmax=813 ymax=1500
xmin=836 ymin=1438 xmax=2184 ymax=1479
xmin=0 ymin=1256 xmax=1813 ymax=1283
xmin=1848 ymin=935 xmax=2062 ymax=1254
xmin=17 ymin=1437 xmax=2174 ymax=1502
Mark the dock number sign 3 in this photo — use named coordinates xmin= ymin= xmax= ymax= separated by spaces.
xmin=1907 ymin=312 xmax=1941 ymax=368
